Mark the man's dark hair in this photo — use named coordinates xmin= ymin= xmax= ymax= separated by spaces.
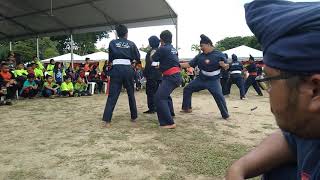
xmin=116 ymin=24 xmax=128 ymax=38
xmin=160 ymin=30 xmax=172 ymax=44
xmin=85 ymin=58 xmax=90 ymax=61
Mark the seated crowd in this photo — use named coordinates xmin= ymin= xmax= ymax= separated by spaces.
xmin=0 ymin=54 xmax=117 ymax=106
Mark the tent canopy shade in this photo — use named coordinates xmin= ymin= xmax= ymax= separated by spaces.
xmin=223 ymin=45 xmax=263 ymax=61
xmin=0 ymin=0 xmax=177 ymax=41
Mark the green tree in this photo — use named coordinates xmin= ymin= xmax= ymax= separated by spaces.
xmin=215 ymin=36 xmax=261 ymax=51
xmin=191 ymin=44 xmax=201 ymax=54
xmin=11 ymin=37 xmax=59 ymax=62
xmin=50 ymin=32 xmax=109 ymax=55
xmin=139 ymin=45 xmax=151 ymax=53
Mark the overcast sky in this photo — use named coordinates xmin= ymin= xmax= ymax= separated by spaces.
xmin=96 ymin=0 xmax=318 ymax=58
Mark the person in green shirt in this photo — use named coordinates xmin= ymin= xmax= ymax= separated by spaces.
xmin=42 ymin=75 xmax=60 ymax=98
xmin=33 ymin=56 xmax=45 ymax=71
xmin=60 ymin=76 xmax=74 ymax=97
xmin=20 ymin=73 xmax=38 ymax=99
xmin=74 ymin=77 xmax=90 ymax=96
xmin=46 ymin=59 xmax=55 ymax=76
xmin=14 ymin=63 xmax=28 ymax=89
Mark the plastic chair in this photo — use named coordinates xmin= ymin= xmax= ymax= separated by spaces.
xmin=87 ymin=82 xmax=96 ymax=95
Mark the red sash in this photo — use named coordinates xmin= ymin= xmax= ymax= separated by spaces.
xmin=163 ymin=67 xmax=180 ymax=76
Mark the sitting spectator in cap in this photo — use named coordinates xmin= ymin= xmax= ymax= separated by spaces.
xmin=60 ymin=76 xmax=74 ymax=97
xmin=42 ymin=75 xmax=60 ymax=98
xmin=88 ymin=65 xmax=103 ymax=93
xmin=74 ymin=77 xmax=90 ymax=97
xmin=53 ymin=62 xmax=64 ymax=85
xmin=226 ymin=1 xmax=320 ymax=179
xmin=20 ymin=73 xmax=39 ymax=99
xmin=0 ymin=63 xmax=18 ymax=104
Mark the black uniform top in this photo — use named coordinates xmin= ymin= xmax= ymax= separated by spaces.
xmin=143 ymin=48 xmax=162 ymax=80
xmin=189 ymin=50 xmax=226 ymax=80
xmin=246 ymin=63 xmax=258 ymax=74
xmin=152 ymin=44 xmax=180 ymax=73
xmin=230 ymin=61 xmax=243 ymax=71
xmin=108 ymin=38 xmax=140 ymax=63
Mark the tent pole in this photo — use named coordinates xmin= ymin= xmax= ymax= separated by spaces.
xmin=175 ymin=17 xmax=178 ymax=51
xmin=36 ymin=37 xmax=40 ymax=59
xmin=9 ymin=41 xmax=12 ymax=51
xmin=70 ymin=33 xmax=74 ymax=69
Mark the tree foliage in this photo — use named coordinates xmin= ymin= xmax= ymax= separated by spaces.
xmin=191 ymin=44 xmax=201 ymax=54
xmin=50 ymin=32 xmax=109 ymax=55
xmin=215 ymin=36 xmax=261 ymax=51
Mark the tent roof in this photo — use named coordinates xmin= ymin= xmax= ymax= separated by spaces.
xmin=223 ymin=45 xmax=263 ymax=60
xmin=0 ymin=0 xmax=177 ymax=41
xmin=83 ymin=51 xmax=108 ymax=61
xmin=42 ymin=53 xmax=83 ymax=63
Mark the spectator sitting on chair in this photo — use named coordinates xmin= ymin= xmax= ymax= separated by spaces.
xmin=42 ymin=75 xmax=60 ymax=98
xmin=60 ymin=76 xmax=74 ymax=97
xmin=74 ymin=77 xmax=90 ymax=96
xmin=88 ymin=65 xmax=103 ymax=94
xmin=0 ymin=63 xmax=18 ymax=104
xmin=20 ymin=73 xmax=39 ymax=99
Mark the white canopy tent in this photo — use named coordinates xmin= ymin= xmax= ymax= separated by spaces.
xmin=223 ymin=45 xmax=263 ymax=61
xmin=83 ymin=52 xmax=108 ymax=61
xmin=42 ymin=53 xmax=83 ymax=63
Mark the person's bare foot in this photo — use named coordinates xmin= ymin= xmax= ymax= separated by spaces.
xmin=161 ymin=124 xmax=176 ymax=129
xmin=102 ymin=122 xmax=111 ymax=128
xmin=180 ymin=109 xmax=192 ymax=113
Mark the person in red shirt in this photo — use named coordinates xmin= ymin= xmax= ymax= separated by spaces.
xmin=0 ymin=63 xmax=18 ymax=104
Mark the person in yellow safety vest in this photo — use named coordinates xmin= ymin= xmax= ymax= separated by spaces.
xmin=46 ymin=59 xmax=55 ymax=76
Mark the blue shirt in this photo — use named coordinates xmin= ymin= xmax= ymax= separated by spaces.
xmin=283 ymin=132 xmax=320 ymax=180
xmin=108 ymin=38 xmax=140 ymax=62
xmin=246 ymin=63 xmax=257 ymax=74
xmin=152 ymin=44 xmax=180 ymax=73
xmin=230 ymin=61 xmax=243 ymax=72
xmin=189 ymin=50 xmax=226 ymax=80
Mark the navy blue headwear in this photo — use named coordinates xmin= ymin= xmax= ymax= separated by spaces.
xmin=245 ymin=0 xmax=320 ymax=73
xmin=148 ymin=36 xmax=160 ymax=48
xmin=232 ymin=54 xmax=238 ymax=62
xmin=249 ymin=55 xmax=254 ymax=61
xmin=200 ymin=34 xmax=213 ymax=46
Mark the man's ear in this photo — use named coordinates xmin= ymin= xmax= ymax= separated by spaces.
xmin=309 ymin=74 xmax=320 ymax=113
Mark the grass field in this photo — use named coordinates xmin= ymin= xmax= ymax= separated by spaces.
xmin=0 ymin=87 xmax=276 ymax=180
